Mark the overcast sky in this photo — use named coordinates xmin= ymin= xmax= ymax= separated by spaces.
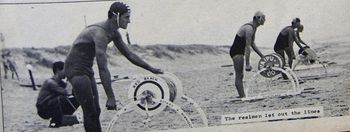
xmin=1 ymin=0 xmax=350 ymax=48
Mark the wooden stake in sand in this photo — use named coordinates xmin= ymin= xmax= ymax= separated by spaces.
xmin=26 ymin=64 xmax=36 ymax=91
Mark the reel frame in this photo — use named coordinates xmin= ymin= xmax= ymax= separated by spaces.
xmin=107 ymin=72 xmax=208 ymax=132
xmin=244 ymin=53 xmax=301 ymax=100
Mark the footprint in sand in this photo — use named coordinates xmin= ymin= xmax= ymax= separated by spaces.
xmin=336 ymin=104 xmax=347 ymax=107
xmin=310 ymin=91 xmax=320 ymax=94
xmin=307 ymin=103 xmax=315 ymax=105
xmin=278 ymin=95 xmax=293 ymax=99
xmin=228 ymin=99 xmax=242 ymax=104
xmin=307 ymin=97 xmax=320 ymax=101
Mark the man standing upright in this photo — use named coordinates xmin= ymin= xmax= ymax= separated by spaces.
xmin=64 ymin=2 xmax=163 ymax=132
xmin=229 ymin=11 xmax=265 ymax=98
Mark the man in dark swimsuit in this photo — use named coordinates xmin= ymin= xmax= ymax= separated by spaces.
xmin=36 ymin=61 xmax=79 ymax=128
xmin=64 ymin=2 xmax=163 ymax=132
xmin=229 ymin=11 xmax=265 ymax=98
xmin=274 ymin=18 xmax=305 ymax=79
xmin=2 ymin=55 xmax=9 ymax=79
xmin=7 ymin=59 xmax=19 ymax=80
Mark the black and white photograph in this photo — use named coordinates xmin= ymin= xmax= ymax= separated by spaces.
xmin=0 ymin=0 xmax=350 ymax=132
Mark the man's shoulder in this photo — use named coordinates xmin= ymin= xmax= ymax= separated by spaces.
xmin=86 ymin=21 xmax=116 ymax=41
xmin=87 ymin=21 xmax=109 ymax=32
xmin=281 ymin=26 xmax=294 ymax=34
xmin=240 ymin=24 xmax=254 ymax=35
xmin=242 ymin=23 xmax=254 ymax=29
xmin=43 ymin=78 xmax=58 ymax=86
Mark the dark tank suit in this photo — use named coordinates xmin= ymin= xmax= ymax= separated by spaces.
xmin=229 ymin=23 xmax=254 ymax=58
xmin=64 ymin=25 xmax=111 ymax=79
xmin=274 ymin=28 xmax=290 ymax=51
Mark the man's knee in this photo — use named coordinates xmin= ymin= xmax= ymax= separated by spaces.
xmin=38 ymin=110 xmax=51 ymax=119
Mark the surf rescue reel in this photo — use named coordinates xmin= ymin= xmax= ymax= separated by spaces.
xmin=293 ymin=47 xmax=328 ymax=75
xmin=107 ymin=72 xmax=208 ymax=132
xmin=243 ymin=53 xmax=301 ymax=100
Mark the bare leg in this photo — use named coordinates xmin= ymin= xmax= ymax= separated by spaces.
xmin=233 ymin=55 xmax=245 ymax=98
xmin=90 ymin=76 xmax=101 ymax=117
xmin=275 ymin=49 xmax=288 ymax=79
xmin=285 ymin=47 xmax=296 ymax=69
xmin=70 ymin=75 xmax=102 ymax=132
xmin=4 ymin=66 xmax=7 ymax=79
xmin=14 ymin=71 xmax=19 ymax=80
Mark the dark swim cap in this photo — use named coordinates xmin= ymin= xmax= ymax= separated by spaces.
xmin=108 ymin=2 xmax=130 ymax=18
xmin=52 ymin=61 xmax=64 ymax=74
xmin=292 ymin=17 xmax=301 ymax=25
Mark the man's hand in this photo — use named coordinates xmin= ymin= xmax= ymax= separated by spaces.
xmin=151 ymin=68 xmax=163 ymax=74
xmin=245 ymin=65 xmax=252 ymax=72
xmin=106 ymin=98 xmax=117 ymax=110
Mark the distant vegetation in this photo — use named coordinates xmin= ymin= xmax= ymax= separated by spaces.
xmin=1 ymin=44 xmax=229 ymax=68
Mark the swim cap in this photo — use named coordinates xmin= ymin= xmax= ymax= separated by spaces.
xmin=108 ymin=2 xmax=130 ymax=18
xmin=53 ymin=61 xmax=64 ymax=74
xmin=253 ymin=11 xmax=265 ymax=25
xmin=292 ymin=17 xmax=301 ymax=25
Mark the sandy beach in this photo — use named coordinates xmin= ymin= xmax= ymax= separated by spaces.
xmin=1 ymin=37 xmax=350 ymax=132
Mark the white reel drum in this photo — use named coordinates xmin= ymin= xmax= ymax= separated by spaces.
xmin=294 ymin=47 xmax=328 ymax=75
xmin=299 ymin=48 xmax=317 ymax=65
xmin=107 ymin=72 xmax=208 ymax=132
xmin=127 ymin=72 xmax=183 ymax=116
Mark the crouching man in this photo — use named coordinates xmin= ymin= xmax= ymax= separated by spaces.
xmin=36 ymin=61 xmax=80 ymax=128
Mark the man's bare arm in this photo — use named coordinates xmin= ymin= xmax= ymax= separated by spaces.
xmin=112 ymin=32 xmax=162 ymax=74
xmin=296 ymin=32 xmax=307 ymax=46
xmin=96 ymin=44 xmax=115 ymax=99
xmin=291 ymin=30 xmax=304 ymax=49
xmin=94 ymin=31 xmax=115 ymax=100
xmin=47 ymin=80 xmax=68 ymax=95
xmin=244 ymin=27 xmax=252 ymax=67
xmin=245 ymin=27 xmax=263 ymax=58
xmin=251 ymin=42 xmax=264 ymax=58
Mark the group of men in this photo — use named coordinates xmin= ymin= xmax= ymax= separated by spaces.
xmin=230 ymin=12 xmax=309 ymax=98
xmin=35 ymin=2 xmax=310 ymax=132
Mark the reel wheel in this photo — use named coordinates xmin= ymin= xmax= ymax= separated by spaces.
xmin=258 ymin=53 xmax=284 ymax=78
xmin=128 ymin=75 xmax=170 ymax=116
